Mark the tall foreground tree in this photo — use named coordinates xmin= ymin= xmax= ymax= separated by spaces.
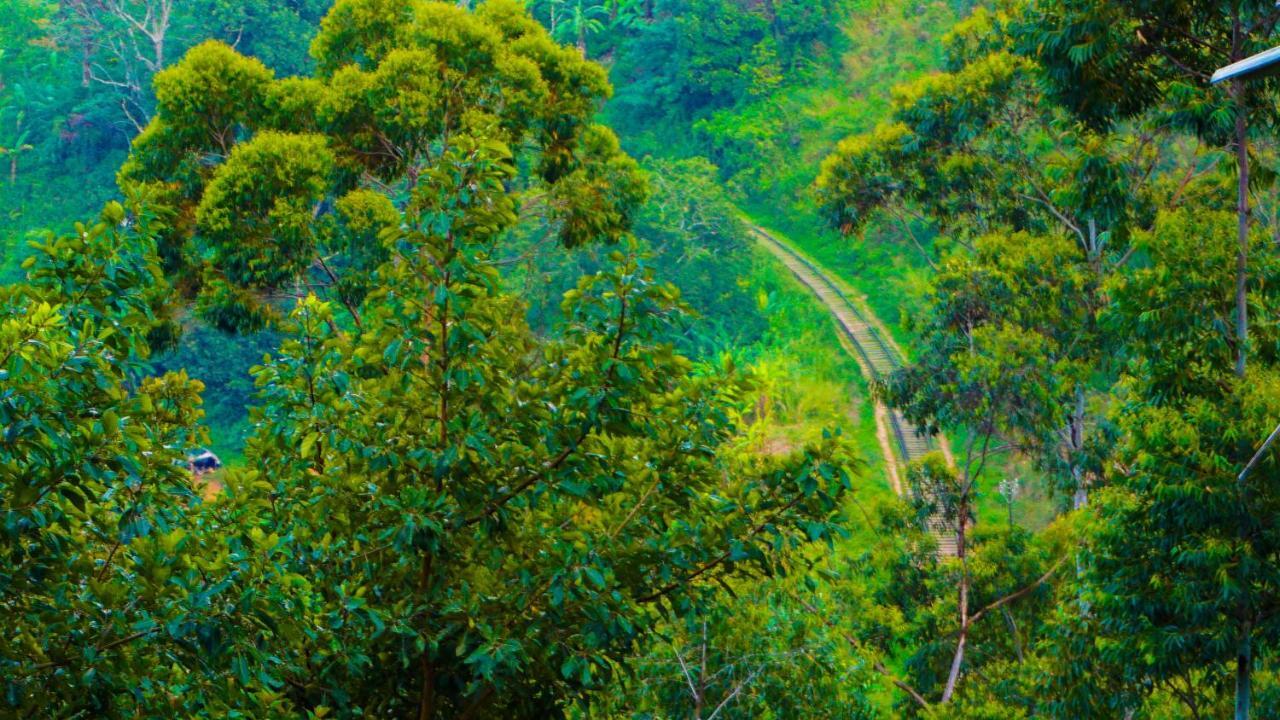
xmin=0 ymin=1 xmax=858 ymax=717
xmin=1018 ymin=4 xmax=1280 ymax=716
xmin=214 ymin=204 xmax=853 ymax=716
xmin=1080 ymin=210 xmax=1280 ymax=720
xmin=1019 ymin=0 xmax=1280 ymax=378
xmin=818 ymin=4 xmax=1280 ymax=715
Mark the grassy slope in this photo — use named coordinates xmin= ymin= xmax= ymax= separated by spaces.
xmin=747 ymin=216 xmax=1059 ymax=531
xmin=740 ymin=248 xmax=893 ymax=508
xmin=735 ymin=0 xmax=962 ymax=346
xmin=694 ymin=0 xmax=1059 ymax=528
xmin=614 ymin=0 xmax=966 ymax=524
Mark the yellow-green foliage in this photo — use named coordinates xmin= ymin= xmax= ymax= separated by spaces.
xmin=334 ymin=188 xmax=399 ymax=236
xmin=119 ymin=0 xmax=642 ymax=333
xmin=195 ymin=132 xmax=334 ymax=290
xmin=816 ymin=121 xmax=913 ymax=234
xmin=129 ymin=40 xmax=275 ymax=180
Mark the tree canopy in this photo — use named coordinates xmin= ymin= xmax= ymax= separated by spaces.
xmin=11 ymin=0 xmax=1280 ymax=717
xmin=2 ymin=1 xmax=855 ymax=717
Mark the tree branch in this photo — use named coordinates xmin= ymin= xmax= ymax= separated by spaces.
xmin=635 ymin=494 xmax=803 ymax=604
xmin=966 ymin=554 xmax=1069 ymax=627
xmin=462 ymin=289 xmax=630 ymax=526
xmin=705 ymin=665 xmax=763 ymax=720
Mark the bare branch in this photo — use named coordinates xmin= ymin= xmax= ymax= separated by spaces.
xmin=674 ymin=646 xmax=700 ymax=705
xmin=705 ymin=665 xmax=764 ymax=720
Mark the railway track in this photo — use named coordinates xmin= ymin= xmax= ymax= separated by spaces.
xmin=748 ymin=223 xmax=957 ymax=557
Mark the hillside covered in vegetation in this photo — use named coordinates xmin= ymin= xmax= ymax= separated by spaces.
xmin=4 ymin=0 xmax=1280 ymax=718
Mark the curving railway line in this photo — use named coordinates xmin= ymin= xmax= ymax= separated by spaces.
xmin=748 ymin=223 xmax=957 ymax=556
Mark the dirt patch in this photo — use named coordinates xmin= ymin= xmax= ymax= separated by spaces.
xmin=759 ymin=435 xmax=800 ymax=457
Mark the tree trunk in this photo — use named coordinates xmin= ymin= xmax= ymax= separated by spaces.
xmin=9 ymin=115 xmax=19 ymax=184
xmin=1071 ymin=386 xmax=1087 ymax=510
xmin=1002 ymin=607 xmax=1025 ymax=664
xmin=1231 ymin=21 xmax=1253 ymax=694
xmin=417 ymin=552 xmax=436 ymax=720
xmin=417 ymin=655 xmax=436 ymax=720
xmin=762 ymin=0 xmax=780 ymax=39
xmin=942 ymin=499 xmax=969 ymax=703
xmin=693 ymin=622 xmax=707 ymax=719
xmin=1234 ymin=81 xmax=1250 ymax=379
xmin=81 ymin=33 xmax=92 ymax=88
xmin=1231 ymin=14 xmax=1250 ymax=379
xmin=1236 ymin=626 xmax=1252 ymax=720
xmin=1070 ymin=384 xmax=1090 ymax=615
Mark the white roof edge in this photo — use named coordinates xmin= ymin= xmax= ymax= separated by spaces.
xmin=1212 ymin=46 xmax=1280 ymax=84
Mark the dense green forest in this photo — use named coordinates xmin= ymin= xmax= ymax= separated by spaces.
xmin=5 ymin=0 xmax=1280 ymax=717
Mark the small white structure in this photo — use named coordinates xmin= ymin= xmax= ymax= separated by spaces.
xmin=187 ymin=449 xmax=222 ymax=476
